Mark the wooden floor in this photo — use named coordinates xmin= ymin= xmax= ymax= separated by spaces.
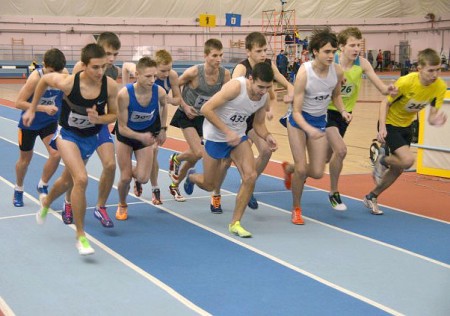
xmin=1 ymin=73 xmax=449 ymax=176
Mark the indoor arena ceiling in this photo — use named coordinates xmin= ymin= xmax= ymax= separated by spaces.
xmin=1 ymin=0 xmax=449 ymax=20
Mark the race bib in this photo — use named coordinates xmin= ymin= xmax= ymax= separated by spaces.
xmin=340 ymin=84 xmax=354 ymax=97
xmin=313 ymin=94 xmax=330 ymax=102
xmin=193 ymin=95 xmax=211 ymax=111
xmin=228 ymin=113 xmax=248 ymax=127
xmin=404 ymin=99 xmax=428 ymax=113
xmin=68 ymin=112 xmax=94 ymax=129
xmin=130 ymin=110 xmax=155 ymax=123
xmin=39 ymin=95 xmax=57 ymax=106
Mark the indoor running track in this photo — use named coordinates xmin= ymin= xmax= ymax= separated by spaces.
xmin=0 ymin=104 xmax=449 ymax=316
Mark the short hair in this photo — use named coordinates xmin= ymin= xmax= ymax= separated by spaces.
xmin=81 ymin=43 xmax=106 ymax=65
xmin=204 ymin=38 xmax=223 ymax=55
xmin=337 ymin=27 xmax=362 ymax=46
xmin=245 ymin=32 xmax=267 ymax=50
xmin=136 ymin=56 xmax=157 ymax=71
xmin=154 ymin=49 xmax=173 ymax=66
xmin=308 ymin=27 xmax=338 ymax=57
xmin=418 ymin=48 xmax=440 ymax=67
xmin=251 ymin=62 xmax=274 ymax=83
xmin=43 ymin=48 xmax=66 ymax=72
xmin=97 ymin=32 xmax=121 ymax=50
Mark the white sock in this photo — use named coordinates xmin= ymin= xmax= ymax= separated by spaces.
xmin=15 ymin=185 xmax=24 ymax=191
xmin=38 ymin=180 xmax=48 ymax=188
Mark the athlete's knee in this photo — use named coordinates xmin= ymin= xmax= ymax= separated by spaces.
xmin=72 ymin=173 xmax=89 ymax=188
xmin=102 ymin=158 xmax=116 ymax=174
xmin=400 ymin=156 xmax=415 ymax=170
xmin=241 ymin=169 xmax=257 ymax=186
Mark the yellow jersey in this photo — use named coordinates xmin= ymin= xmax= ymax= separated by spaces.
xmin=386 ymin=72 xmax=446 ymax=127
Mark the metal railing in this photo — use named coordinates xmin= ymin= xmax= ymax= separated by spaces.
xmin=0 ymin=44 xmax=247 ymax=64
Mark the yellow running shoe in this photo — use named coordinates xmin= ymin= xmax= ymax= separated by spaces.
xmin=228 ymin=221 xmax=252 ymax=238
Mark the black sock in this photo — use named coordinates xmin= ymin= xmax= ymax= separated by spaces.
xmin=367 ymin=192 xmax=378 ymax=199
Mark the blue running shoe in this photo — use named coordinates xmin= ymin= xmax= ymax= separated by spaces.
xmin=36 ymin=185 xmax=48 ymax=195
xmin=210 ymin=194 xmax=223 ymax=214
xmin=183 ymin=168 xmax=196 ymax=195
xmin=248 ymin=193 xmax=258 ymax=209
xmin=13 ymin=189 xmax=24 ymax=207
xmin=94 ymin=206 xmax=114 ymax=228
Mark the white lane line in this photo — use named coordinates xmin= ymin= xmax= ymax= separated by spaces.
xmin=0 ymin=176 xmax=211 ymax=316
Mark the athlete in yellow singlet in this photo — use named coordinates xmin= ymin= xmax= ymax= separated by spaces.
xmin=364 ymin=48 xmax=447 ymax=215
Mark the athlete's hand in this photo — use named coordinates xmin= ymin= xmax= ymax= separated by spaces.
xmin=385 ymin=84 xmax=398 ymax=97
xmin=45 ymin=105 xmax=59 ymax=116
xmin=265 ymin=134 xmax=278 ymax=152
xmin=341 ymin=110 xmax=352 ymax=123
xmin=22 ymin=109 xmax=35 ymax=127
xmin=306 ymin=127 xmax=325 ymax=140
xmin=87 ymin=105 xmax=100 ymax=124
xmin=377 ymin=127 xmax=387 ymax=143
xmin=156 ymin=129 xmax=167 ymax=146
xmin=226 ymin=130 xmax=241 ymax=147
xmin=141 ymin=132 xmax=155 ymax=147
xmin=429 ymin=111 xmax=447 ymax=126
xmin=183 ymin=104 xmax=198 ymax=120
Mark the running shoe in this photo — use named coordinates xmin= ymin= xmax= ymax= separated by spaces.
xmin=115 ymin=204 xmax=128 ymax=220
xmin=169 ymin=153 xmax=181 ymax=183
xmin=183 ymin=168 xmax=196 ymax=195
xmin=36 ymin=185 xmax=48 ymax=195
xmin=328 ymin=192 xmax=347 ymax=211
xmin=363 ymin=195 xmax=383 ymax=215
xmin=372 ymin=146 xmax=387 ymax=185
xmin=62 ymin=200 xmax=73 ymax=225
xmin=36 ymin=194 xmax=49 ymax=225
xmin=229 ymin=221 xmax=252 ymax=238
xmin=152 ymin=188 xmax=163 ymax=205
xmin=76 ymin=236 xmax=95 ymax=256
xmin=247 ymin=193 xmax=258 ymax=209
xmin=291 ymin=207 xmax=304 ymax=225
xmin=210 ymin=194 xmax=223 ymax=214
xmin=281 ymin=161 xmax=292 ymax=190
xmin=134 ymin=179 xmax=143 ymax=197
xmin=13 ymin=189 xmax=24 ymax=207
xmin=94 ymin=206 xmax=114 ymax=228
xmin=169 ymin=184 xmax=186 ymax=202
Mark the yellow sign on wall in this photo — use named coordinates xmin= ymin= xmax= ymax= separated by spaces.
xmin=199 ymin=14 xmax=216 ymax=27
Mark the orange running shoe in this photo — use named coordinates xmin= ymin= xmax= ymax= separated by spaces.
xmin=291 ymin=207 xmax=304 ymax=225
xmin=115 ymin=204 xmax=128 ymax=220
xmin=281 ymin=161 xmax=292 ymax=190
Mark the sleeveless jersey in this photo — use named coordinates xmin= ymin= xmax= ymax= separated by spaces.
xmin=104 ymin=65 xmax=119 ymax=80
xmin=386 ymin=72 xmax=446 ymax=127
xmin=238 ymin=58 xmax=272 ymax=79
xmin=125 ymin=83 xmax=160 ymax=131
xmin=328 ymin=53 xmax=362 ymax=113
xmin=181 ymin=64 xmax=225 ymax=113
xmin=59 ymin=72 xmax=108 ymax=136
xmin=203 ymin=77 xmax=267 ymax=142
xmin=18 ymin=68 xmax=63 ymax=130
xmin=303 ymin=61 xmax=338 ymax=117
xmin=155 ymin=77 xmax=171 ymax=94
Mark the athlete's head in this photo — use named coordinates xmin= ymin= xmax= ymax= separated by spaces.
xmin=417 ymin=48 xmax=441 ymax=85
xmin=249 ymin=62 xmax=273 ymax=98
xmin=43 ymin=48 xmax=66 ymax=72
xmin=309 ymin=27 xmax=338 ymax=58
xmin=97 ymin=32 xmax=121 ymax=51
xmin=154 ymin=49 xmax=173 ymax=66
xmin=245 ymin=32 xmax=267 ymax=51
xmin=136 ymin=56 xmax=157 ymax=71
xmin=204 ymin=38 xmax=223 ymax=55
xmin=154 ymin=50 xmax=173 ymax=79
xmin=251 ymin=62 xmax=274 ymax=83
xmin=136 ymin=56 xmax=158 ymax=86
xmin=337 ymin=27 xmax=362 ymax=46
xmin=81 ymin=43 xmax=106 ymax=66
xmin=338 ymin=27 xmax=362 ymax=60
xmin=97 ymin=32 xmax=121 ymax=66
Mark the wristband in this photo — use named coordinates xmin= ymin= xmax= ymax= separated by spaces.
xmin=161 ymin=126 xmax=167 ymax=131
